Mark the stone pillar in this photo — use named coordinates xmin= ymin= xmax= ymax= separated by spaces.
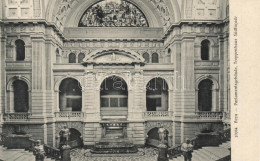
xmin=180 ymin=36 xmax=196 ymax=142
xmin=31 ymin=35 xmax=47 ymax=143
xmin=181 ymin=36 xmax=195 ymax=114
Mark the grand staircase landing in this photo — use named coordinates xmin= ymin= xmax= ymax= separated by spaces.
xmin=170 ymin=141 xmax=231 ymax=161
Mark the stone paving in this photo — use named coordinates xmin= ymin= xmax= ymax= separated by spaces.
xmin=70 ymin=148 xmax=159 ymax=161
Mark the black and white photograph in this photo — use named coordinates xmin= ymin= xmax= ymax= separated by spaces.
xmin=0 ymin=0 xmax=259 ymax=160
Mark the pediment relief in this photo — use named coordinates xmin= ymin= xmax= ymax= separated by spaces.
xmin=83 ymin=50 xmax=144 ymax=65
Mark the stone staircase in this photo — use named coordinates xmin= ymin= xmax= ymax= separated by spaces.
xmin=170 ymin=141 xmax=231 ymax=161
xmin=0 ymin=146 xmax=54 ymax=161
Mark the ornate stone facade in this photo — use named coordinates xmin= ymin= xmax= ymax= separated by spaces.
xmin=0 ymin=0 xmax=229 ymax=147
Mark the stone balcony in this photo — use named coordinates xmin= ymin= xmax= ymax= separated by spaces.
xmin=55 ymin=112 xmax=85 ymax=122
xmin=143 ymin=111 xmax=173 ymax=120
xmin=195 ymin=112 xmax=223 ymax=121
xmin=3 ymin=113 xmax=32 ymax=122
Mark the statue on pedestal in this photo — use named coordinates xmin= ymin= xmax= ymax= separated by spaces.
xmin=158 ymin=126 xmax=167 ymax=144
xmin=59 ymin=125 xmax=70 ymax=147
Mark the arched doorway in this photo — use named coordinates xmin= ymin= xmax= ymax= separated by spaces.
xmin=146 ymin=127 xmax=169 ymax=147
xmin=59 ymin=78 xmax=82 ymax=112
xmin=146 ymin=78 xmax=168 ymax=111
xmin=100 ymin=76 xmax=128 ymax=119
xmin=68 ymin=128 xmax=83 ymax=148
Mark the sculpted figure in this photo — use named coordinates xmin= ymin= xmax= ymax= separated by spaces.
xmin=60 ymin=125 xmax=70 ymax=145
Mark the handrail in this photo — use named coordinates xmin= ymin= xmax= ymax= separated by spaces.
xmin=44 ymin=144 xmax=61 ymax=160
xmin=167 ymin=128 xmax=231 ymax=158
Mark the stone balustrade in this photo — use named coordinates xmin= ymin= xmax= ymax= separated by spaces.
xmin=4 ymin=113 xmax=31 ymax=122
xmin=196 ymin=111 xmax=223 ymax=120
xmin=143 ymin=111 xmax=173 ymax=120
xmin=55 ymin=112 xmax=85 ymax=121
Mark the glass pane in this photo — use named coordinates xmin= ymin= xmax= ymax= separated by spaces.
xmin=156 ymin=98 xmax=161 ymax=107
xmin=119 ymin=98 xmax=127 ymax=107
xmin=101 ymin=98 xmax=109 ymax=107
xmin=110 ymin=98 xmax=118 ymax=107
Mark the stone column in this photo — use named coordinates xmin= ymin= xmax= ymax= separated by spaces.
xmin=31 ymin=35 xmax=47 ymax=143
xmin=180 ymin=36 xmax=196 ymax=142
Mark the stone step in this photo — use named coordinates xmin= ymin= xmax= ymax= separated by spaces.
xmin=171 ymin=141 xmax=231 ymax=161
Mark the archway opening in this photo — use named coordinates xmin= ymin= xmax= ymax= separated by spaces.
xmin=59 ymin=78 xmax=82 ymax=112
xmin=13 ymin=80 xmax=29 ymax=112
xmin=100 ymin=76 xmax=128 ymax=119
xmin=146 ymin=78 xmax=168 ymax=111
xmin=146 ymin=127 xmax=169 ymax=147
xmin=198 ymin=79 xmax=213 ymax=111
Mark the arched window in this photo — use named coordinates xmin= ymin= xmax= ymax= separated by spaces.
xmin=201 ymin=40 xmax=210 ymax=60
xmin=13 ymin=80 xmax=29 ymax=112
xmin=198 ymin=79 xmax=213 ymax=111
xmin=100 ymin=76 xmax=128 ymax=119
xmin=78 ymin=0 xmax=148 ymax=27
xmin=143 ymin=53 xmax=149 ymax=63
xmin=152 ymin=53 xmax=159 ymax=63
xmin=59 ymin=78 xmax=82 ymax=111
xmin=78 ymin=53 xmax=85 ymax=63
xmin=146 ymin=78 xmax=168 ymax=111
xmin=15 ymin=39 xmax=25 ymax=61
xmin=69 ymin=53 xmax=76 ymax=63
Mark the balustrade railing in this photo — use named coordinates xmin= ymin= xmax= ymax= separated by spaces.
xmin=55 ymin=112 xmax=84 ymax=121
xmin=143 ymin=111 xmax=173 ymax=119
xmin=44 ymin=144 xmax=61 ymax=160
xmin=196 ymin=112 xmax=223 ymax=120
xmin=4 ymin=113 xmax=32 ymax=121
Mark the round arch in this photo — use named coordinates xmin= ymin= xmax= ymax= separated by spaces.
xmin=54 ymin=76 xmax=83 ymax=92
xmin=195 ymin=75 xmax=219 ymax=90
xmin=195 ymin=75 xmax=220 ymax=112
xmin=7 ymin=76 xmax=31 ymax=91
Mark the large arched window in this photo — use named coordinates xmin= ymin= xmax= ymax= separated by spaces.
xmin=146 ymin=78 xmax=168 ymax=111
xmin=13 ymin=80 xmax=29 ymax=112
xmin=198 ymin=79 xmax=213 ymax=111
xmin=152 ymin=53 xmax=159 ymax=63
xmin=78 ymin=53 xmax=85 ymax=63
xmin=69 ymin=53 xmax=76 ymax=63
xmin=78 ymin=0 xmax=148 ymax=27
xmin=201 ymin=40 xmax=210 ymax=60
xmin=100 ymin=76 xmax=128 ymax=118
xmin=143 ymin=53 xmax=149 ymax=63
xmin=59 ymin=78 xmax=82 ymax=111
xmin=15 ymin=39 xmax=25 ymax=61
